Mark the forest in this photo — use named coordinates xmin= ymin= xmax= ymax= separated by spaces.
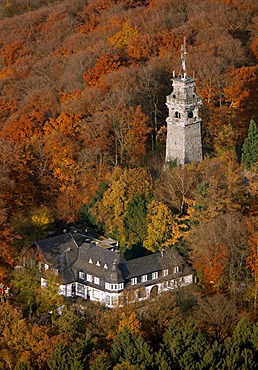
xmin=0 ymin=0 xmax=258 ymax=368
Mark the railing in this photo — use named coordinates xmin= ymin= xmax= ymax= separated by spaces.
xmin=167 ymin=96 xmax=202 ymax=106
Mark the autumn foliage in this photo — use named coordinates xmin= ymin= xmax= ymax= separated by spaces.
xmin=0 ymin=0 xmax=257 ymax=329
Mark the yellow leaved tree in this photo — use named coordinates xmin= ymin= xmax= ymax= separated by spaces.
xmin=143 ymin=200 xmax=186 ymax=252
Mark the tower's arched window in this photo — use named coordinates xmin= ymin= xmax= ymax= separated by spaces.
xmin=175 ymin=111 xmax=181 ymax=118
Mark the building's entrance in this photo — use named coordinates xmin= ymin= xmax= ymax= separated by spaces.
xmin=150 ymin=285 xmax=158 ymax=299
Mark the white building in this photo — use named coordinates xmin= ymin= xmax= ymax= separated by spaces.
xmin=25 ymin=231 xmax=194 ymax=308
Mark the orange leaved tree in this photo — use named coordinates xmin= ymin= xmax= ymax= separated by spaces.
xmin=246 ymin=218 xmax=258 ymax=312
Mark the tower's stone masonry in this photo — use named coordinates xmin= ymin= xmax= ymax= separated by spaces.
xmin=165 ymin=67 xmax=202 ymax=165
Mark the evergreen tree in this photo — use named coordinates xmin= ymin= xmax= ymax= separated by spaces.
xmin=155 ymin=350 xmax=171 ymax=370
xmin=111 ymin=327 xmax=154 ymax=369
xmin=200 ymin=341 xmax=224 ymax=369
xmin=221 ymin=318 xmax=258 ymax=370
xmin=67 ymin=338 xmax=94 ymax=370
xmin=241 ymin=119 xmax=258 ymax=169
xmin=161 ymin=318 xmax=209 ymax=369
xmin=14 ymin=362 xmax=30 ymax=370
xmin=89 ymin=353 xmax=111 ymax=370
xmin=47 ymin=343 xmax=69 ymax=370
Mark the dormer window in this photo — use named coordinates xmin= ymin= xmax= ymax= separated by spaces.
xmin=131 ymin=277 xmax=137 ymax=285
xmin=87 ymin=274 xmax=92 ymax=282
xmin=94 ymin=277 xmax=100 ymax=285
xmin=89 ymin=258 xmax=93 ymax=264
xmin=96 ymin=261 xmax=100 ymax=266
xmin=152 ymin=272 xmax=158 ymax=280
xmin=79 ymin=271 xmax=85 ymax=280
xmin=174 ymin=266 xmax=180 ymax=273
xmin=104 ymin=263 xmax=108 ymax=269
xmin=163 ymin=269 xmax=168 ymax=277
xmin=141 ymin=275 xmax=147 ymax=283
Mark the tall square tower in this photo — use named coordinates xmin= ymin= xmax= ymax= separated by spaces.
xmin=165 ymin=40 xmax=202 ymax=165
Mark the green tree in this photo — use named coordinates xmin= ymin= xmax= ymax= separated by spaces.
xmin=111 ymin=327 xmax=154 ymax=369
xmin=222 ymin=318 xmax=258 ymax=369
xmin=47 ymin=343 xmax=69 ymax=370
xmin=37 ymin=270 xmax=65 ymax=314
xmin=89 ymin=353 xmax=111 ymax=370
xmin=11 ymin=266 xmax=40 ymax=320
xmin=80 ymin=181 xmax=109 ymax=232
xmin=200 ymin=341 xmax=224 ymax=370
xmin=161 ymin=318 xmax=209 ymax=369
xmin=14 ymin=362 xmax=30 ymax=370
xmin=89 ymin=167 xmax=153 ymax=247
xmin=67 ymin=338 xmax=94 ymax=370
xmin=123 ymin=193 xmax=151 ymax=248
xmin=241 ymin=119 xmax=258 ymax=169
xmin=54 ymin=306 xmax=81 ymax=337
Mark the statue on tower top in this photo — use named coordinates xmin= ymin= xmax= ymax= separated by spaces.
xmin=180 ymin=36 xmax=187 ymax=80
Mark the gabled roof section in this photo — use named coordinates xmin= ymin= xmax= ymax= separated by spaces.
xmin=34 ymin=233 xmax=79 ymax=268
xmin=73 ymin=242 xmax=128 ymax=283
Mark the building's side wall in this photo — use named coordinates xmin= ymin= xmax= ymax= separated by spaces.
xmin=166 ymin=123 xmax=185 ymax=165
xmin=185 ymin=122 xmax=202 ymax=163
xmin=47 ymin=275 xmax=194 ymax=308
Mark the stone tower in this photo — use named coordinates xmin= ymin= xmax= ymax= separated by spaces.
xmin=165 ymin=38 xmax=202 ymax=165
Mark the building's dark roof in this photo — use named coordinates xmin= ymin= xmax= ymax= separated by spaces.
xmin=73 ymin=242 xmax=128 ymax=283
xmin=33 ymin=233 xmax=83 ymax=284
xmin=32 ymin=232 xmax=193 ymax=286
xmin=35 ymin=233 xmax=79 ymax=269
xmin=126 ymin=249 xmax=192 ymax=278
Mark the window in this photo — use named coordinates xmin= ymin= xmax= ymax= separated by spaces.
xmin=41 ymin=277 xmax=47 ymax=288
xmin=152 ymin=272 xmax=158 ymax=280
xmin=45 ymin=264 xmax=49 ymax=270
xmin=87 ymin=274 xmax=92 ymax=282
xmin=167 ymin=279 xmax=175 ymax=288
xmin=94 ymin=277 xmax=100 ymax=285
xmin=163 ymin=269 xmax=168 ymax=277
xmin=76 ymin=283 xmax=85 ymax=295
xmin=131 ymin=277 xmax=137 ymax=285
xmin=174 ymin=266 xmax=180 ymax=273
xmin=93 ymin=289 xmax=100 ymax=299
xmin=141 ymin=275 xmax=147 ymax=283
xmin=105 ymin=282 xmax=124 ymax=290
xmin=79 ymin=271 xmax=85 ymax=280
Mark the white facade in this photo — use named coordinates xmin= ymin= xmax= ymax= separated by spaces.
xmin=31 ymin=232 xmax=194 ymax=309
xmin=57 ymin=273 xmax=193 ymax=308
